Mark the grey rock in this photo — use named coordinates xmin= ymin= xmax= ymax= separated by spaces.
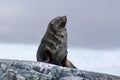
xmin=0 ymin=59 xmax=120 ymax=80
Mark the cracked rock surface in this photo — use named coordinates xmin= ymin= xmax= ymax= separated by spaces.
xmin=0 ymin=59 xmax=120 ymax=80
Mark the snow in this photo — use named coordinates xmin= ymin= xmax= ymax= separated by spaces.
xmin=0 ymin=44 xmax=120 ymax=76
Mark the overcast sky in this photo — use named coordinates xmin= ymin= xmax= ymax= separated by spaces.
xmin=0 ymin=0 xmax=120 ymax=50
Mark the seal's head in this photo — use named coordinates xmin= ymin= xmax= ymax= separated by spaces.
xmin=49 ymin=16 xmax=67 ymax=29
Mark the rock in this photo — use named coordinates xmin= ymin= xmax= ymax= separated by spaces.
xmin=0 ymin=59 xmax=120 ymax=80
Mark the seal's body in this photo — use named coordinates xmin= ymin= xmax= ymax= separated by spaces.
xmin=37 ymin=16 xmax=76 ymax=68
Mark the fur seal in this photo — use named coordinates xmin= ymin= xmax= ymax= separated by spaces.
xmin=37 ymin=16 xmax=76 ymax=68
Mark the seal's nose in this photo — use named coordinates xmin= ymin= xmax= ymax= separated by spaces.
xmin=59 ymin=16 xmax=67 ymax=28
xmin=62 ymin=16 xmax=67 ymax=23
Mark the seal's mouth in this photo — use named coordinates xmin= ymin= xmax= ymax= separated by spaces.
xmin=50 ymin=16 xmax=67 ymax=28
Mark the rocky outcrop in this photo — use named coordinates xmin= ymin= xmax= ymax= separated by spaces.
xmin=0 ymin=59 xmax=120 ymax=80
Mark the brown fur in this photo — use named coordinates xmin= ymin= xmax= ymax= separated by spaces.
xmin=37 ymin=16 xmax=76 ymax=68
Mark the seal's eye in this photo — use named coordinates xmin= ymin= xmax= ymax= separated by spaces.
xmin=43 ymin=50 xmax=53 ymax=63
